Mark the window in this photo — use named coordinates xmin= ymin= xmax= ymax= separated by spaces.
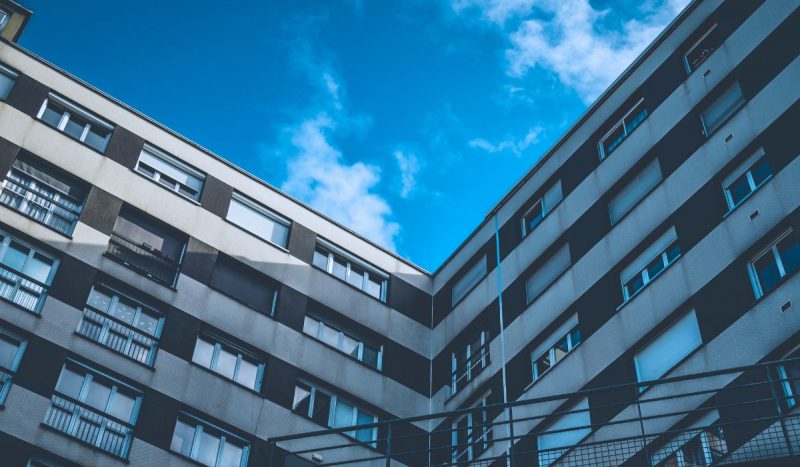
xmin=37 ymin=93 xmax=114 ymax=152
xmin=522 ymin=180 xmax=563 ymax=237
xmin=227 ymin=193 xmax=290 ymax=248
xmin=657 ymin=426 xmax=728 ymax=467
xmin=525 ymin=244 xmax=571 ymax=304
xmin=451 ymin=330 xmax=490 ymax=395
xmin=192 ymin=334 xmax=264 ymax=391
xmin=532 ymin=326 xmax=581 ymax=383
xmin=303 ymin=315 xmax=382 ymax=371
xmin=598 ymin=99 xmax=648 ymax=159
xmin=608 ymin=158 xmax=662 ymax=225
xmin=777 ymin=357 xmax=800 ymax=409
xmin=451 ymin=255 xmax=487 ymax=306
xmin=313 ymin=241 xmax=388 ymax=301
xmin=0 ymin=62 xmax=18 ymax=100
xmin=106 ymin=206 xmax=186 ymax=287
xmin=621 ymin=227 xmax=680 ymax=302
xmin=634 ymin=310 xmax=702 ymax=387
xmin=44 ymin=362 xmax=141 ymax=458
xmin=0 ymin=231 xmax=57 ymax=312
xmin=77 ymin=283 xmax=163 ymax=366
xmin=684 ymin=24 xmax=723 ymax=74
xmin=0 ymin=9 xmax=9 ymax=33
xmin=700 ymin=82 xmax=745 ymax=136
xmin=170 ymin=413 xmax=249 ymax=467
xmin=748 ymin=230 xmax=800 ymax=299
xmin=210 ymin=254 xmax=279 ymax=316
xmin=292 ymin=381 xmax=378 ymax=444
xmin=1 ymin=155 xmax=88 ymax=235
xmin=136 ymin=144 xmax=205 ymax=202
xmin=537 ymin=398 xmax=591 ymax=467
xmin=0 ymin=329 xmax=26 ymax=406
xmin=722 ymin=148 xmax=772 ymax=211
xmin=452 ymin=395 xmax=493 ymax=465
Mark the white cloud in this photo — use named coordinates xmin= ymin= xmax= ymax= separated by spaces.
xmin=468 ymin=126 xmax=543 ymax=155
xmin=451 ymin=0 xmax=536 ymax=24
xmin=282 ymin=113 xmax=400 ymax=250
xmin=393 ymin=150 xmax=420 ymax=198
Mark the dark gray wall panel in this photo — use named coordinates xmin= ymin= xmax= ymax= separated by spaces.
xmin=104 ymin=125 xmax=144 ymax=168
xmin=5 ymin=73 xmax=48 ymax=118
xmin=0 ymin=136 xmax=20 ymax=176
xmin=48 ymin=255 xmax=96 ymax=310
xmin=199 ymin=174 xmax=233 ymax=218
xmin=181 ymin=237 xmax=218 ymax=285
xmin=286 ymin=221 xmax=316 ymax=264
xmin=78 ymin=186 xmax=123 ymax=235
xmin=388 ymin=275 xmax=431 ymax=327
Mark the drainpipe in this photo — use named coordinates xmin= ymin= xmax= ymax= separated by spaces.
xmin=494 ymin=213 xmax=515 ymax=466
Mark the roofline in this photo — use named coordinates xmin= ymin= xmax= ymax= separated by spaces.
xmin=4 ymin=38 xmax=433 ymax=276
xmin=431 ymin=0 xmax=702 ymax=276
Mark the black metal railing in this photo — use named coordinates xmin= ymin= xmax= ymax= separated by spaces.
xmin=267 ymin=358 xmax=800 ymax=467
xmin=0 ymin=262 xmax=48 ymax=312
xmin=77 ymin=308 xmax=159 ymax=366
xmin=0 ymin=172 xmax=82 ymax=235
xmin=452 ymin=343 xmax=491 ymax=396
xmin=43 ymin=394 xmax=134 ymax=458
xmin=0 ymin=368 xmax=13 ymax=405
xmin=105 ymin=232 xmax=181 ymax=287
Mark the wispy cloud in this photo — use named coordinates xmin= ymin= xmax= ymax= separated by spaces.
xmin=450 ymin=0 xmax=535 ymax=24
xmin=468 ymin=125 xmax=543 ymax=155
xmin=393 ymin=150 xmax=420 ymax=198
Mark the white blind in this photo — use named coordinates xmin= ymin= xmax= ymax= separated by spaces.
xmin=530 ymin=314 xmax=578 ymax=360
xmin=227 ymin=194 xmax=290 ymax=248
xmin=620 ymin=227 xmax=677 ymax=285
xmin=452 ymin=255 xmax=487 ymax=306
xmin=139 ymin=147 xmax=205 ymax=191
xmin=526 ymin=244 xmax=571 ymax=304
xmin=609 ymin=159 xmax=662 ymax=224
xmin=635 ymin=310 xmax=702 ymax=383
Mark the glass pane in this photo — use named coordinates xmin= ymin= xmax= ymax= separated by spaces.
xmin=192 ymin=338 xmax=215 ymax=369
xmin=626 ymin=274 xmax=645 ymax=297
xmin=645 ymin=255 xmax=665 ymax=279
xmin=108 ymin=392 xmax=136 ymax=422
xmin=56 ymin=367 xmax=84 ymax=399
xmin=84 ymin=379 xmax=112 ymax=411
xmin=356 ymin=410 xmax=376 ymax=442
xmin=311 ymin=391 xmax=331 ymax=427
xmin=728 ymin=173 xmax=752 ymax=206
xmin=87 ymin=288 xmax=112 ymax=313
xmin=237 ymin=358 xmax=259 ymax=390
xmin=332 ymin=257 xmax=347 ymax=280
xmin=170 ymin=420 xmax=195 ymax=457
xmin=570 ymin=328 xmax=582 ymax=347
xmin=196 ymin=430 xmax=221 ymax=466
xmin=41 ymin=104 xmax=63 ymax=127
xmin=751 ymin=160 xmax=772 ymax=186
xmin=313 ymin=249 xmax=329 ymax=270
xmin=302 ymin=316 xmax=319 ymax=337
xmin=686 ymin=33 xmax=718 ymax=72
xmin=602 ymin=123 xmax=626 ymax=156
xmin=64 ymin=114 xmax=87 ymax=140
xmin=365 ymin=275 xmax=382 ymax=299
xmin=346 ymin=265 xmax=364 ymax=289
xmin=84 ymin=126 xmax=111 ymax=152
xmin=526 ymin=201 xmax=544 ymax=232
xmin=134 ymin=310 xmax=160 ymax=336
xmin=362 ymin=345 xmax=380 ymax=369
xmin=754 ymin=251 xmax=782 ymax=295
xmin=553 ymin=337 xmax=569 ymax=363
xmin=778 ymin=235 xmax=800 ymax=277
xmin=292 ymin=383 xmax=312 ymax=415
xmin=0 ymin=335 xmax=19 ymax=369
xmin=341 ymin=334 xmax=359 ymax=358
xmin=111 ymin=297 xmax=137 ymax=324
xmin=320 ymin=325 xmax=340 ymax=348
xmin=332 ymin=400 xmax=354 ymax=428
xmin=220 ymin=442 xmax=244 ymax=467
xmin=215 ymin=347 xmax=237 ymax=380
xmin=22 ymin=252 xmax=53 ymax=283
xmin=625 ymin=106 xmax=648 ymax=132
xmin=534 ymin=352 xmax=551 ymax=379
xmin=666 ymin=243 xmax=681 ymax=263
xmin=1 ymin=242 xmax=28 ymax=272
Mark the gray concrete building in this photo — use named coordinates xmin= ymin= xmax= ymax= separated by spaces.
xmin=0 ymin=0 xmax=798 ymax=466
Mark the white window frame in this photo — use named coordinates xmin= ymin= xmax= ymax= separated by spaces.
xmin=37 ymin=93 xmax=114 ymax=151
xmin=0 ymin=231 xmax=59 ymax=313
xmin=227 ymin=192 xmax=291 ymax=249
xmin=598 ymin=98 xmax=648 ymax=159
xmin=748 ymin=229 xmax=797 ymax=299
xmin=451 ymin=330 xmax=489 ymax=395
xmin=451 ymin=394 xmax=492 ymax=464
xmin=621 ymin=228 xmax=681 ymax=303
xmin=136 ymin=144 xmax=206 ymax=202
xmin=303 ymin=315 xmax=383 ymax=371
xmin=0 ymin=9 xmax=9 ymax=33
xmin=192 ymin=334 xmax=265 ymax=391
xmin=0 ymin=62 xmax=18 ymax=100
xmin=293 ymin=381 xmax=379 ymax=443
xmin=684 ymin=23 xmax=719 ymax=74
xmin=0 ymin=329 xmax=26 ymax=405
xmin=313 ymin=240 xmax=389 ymax=302
xmin=171 ymin=413 xmax=250 ymax=467
xmin=700 ymin=82 xmax=745 ymax=137
xmin=532 ymin=325 xmax=581 ymax=382
xmin=722 ymin=148 xmax=772 ymax=212
xmin=521 ymin=180 xmax=563 ymax=237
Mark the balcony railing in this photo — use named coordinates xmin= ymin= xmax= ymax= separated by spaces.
xmin=77 ymin=308 xmax=159 ymax=366
xmin=0 ymin=368 xmax=13 ymax=405
xmin=452 ymin=343 xmax=491 ymax=396
xmin=0 ymin=171 xmax=82 ymax=236
xmin=267 ymin=358 xmax=800 ymax=467
xmin=43 ymin=394 xmax=134 ymax=458
xmin=0 ymin=262 xmax=48 ymax=312
xmin=105 ymin=232 xmax=181 ymax=287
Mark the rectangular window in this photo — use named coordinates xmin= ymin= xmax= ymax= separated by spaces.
xmin=598 ymin=99 xmax=648 ymax=159
xmin=1 ymin=155 xmax=88 ymax=235
xmin=292 ymin=381 xmax=378 ymax=444
xmin=451 ymin=255 xmax=487 ymax=306
xmin=226 ymin=193 xmax=290 ymax=249
xmin=532 ymin=326 xmax=581 ymax=383
xmin=170 ymin=413 xmax=249 ymax=467
xmin=684 ymin=24 xmax=723 ymax=74
xmin=37 ymin=93 xmax=114 ymax=152
xmin=608 ymin=158 xmax=662 ymax=225
xmin=44 ymin=361 xmax=141 ymax=458
xmin=722 ymin=148 xmax=772 ymax=211
xmin=537 ymin=397 xmax=591 ymax=467
xmin=0 ymin=231 xmax=57 ymax=312
xmin=303 ymin=315 xmax=382 ymax=371
xmin=0 ymin=62 xmax=18 ymax=100
xmin=634 ymin=310 xmax=702 ymax=387
xmin=136 ymin=144 xmax=206 ymax=202
xmin=106 ymin=206 xmax=186 ymax=287
xmin=210 ymin=254 xmax=279 ymax=316
xmin=0 ymin=329 xmax=26 ymax=406
xmin=777 ymin=357 xmax=800 ymax=409
xmin=521 ymin=180 xmax=563 ymax=237
xmin=525 ymin=244 xmax=571 ymax=304
xmin=748 ymin=230 xmax=800 ymax=299
xmin=700 ymin=82 xmax=745 ymax=136
xmin=658 ymin=426 xmax=728 ymax=467
xmin=452 ymin=395 xmax=493 ymax=464
xmin=621 ymin=227 xmax=680 ymax=302
xmin=451 ymin=330 xmax=490 ymax=395
xmin=313 ymin=241 xmax=388 ymax=302
xmin=192 ymin=334 xmax=264 ymax=391
xmin=77 ymin=283 xmax=163 ymax=366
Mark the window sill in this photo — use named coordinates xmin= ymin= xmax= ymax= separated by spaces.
xmin=222 ymin=218 xmax=291 ymax=255
xmin=0 ymin=203 xmax=76 ymax=239
xmin=73 ymin=331 xmax=157 ymax=371
xmin=130 ymin=169 xmax=203 ymax=206
xmin=617 ymin=254 xmax=682 ymax=312
xmin=722 ymin=176 xmax=772 ymax=219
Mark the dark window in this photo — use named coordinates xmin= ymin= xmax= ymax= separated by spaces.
xmin=749 ymin=230 xmax=800 ymax=298
xmin=684 ymin=24 xmax=723 ymax=74
xmin=37 ymin=93 xmax=114 ymax=153
xmin=210 ymin=254 xmax=278 ymax=316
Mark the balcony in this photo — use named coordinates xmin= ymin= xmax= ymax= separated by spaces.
xmin=43 ymin=394 xmax=134 ymax=458
xmin=0 ymin=368 xmax=12 ymax=405
xmin=0 ymin=261 xmax=48 ymax=312
xmin=77 ymin=308 xmax=159 ymax=366
xmin=0 ymin=168 xmax=83 ymax=236
xmin=105 ymin=232 xmax=180 ymax=287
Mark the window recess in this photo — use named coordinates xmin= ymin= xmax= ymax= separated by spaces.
xmin=634 ymin=310 xmax=702 ymax=389
xmin=0 ymin=230 xmax=57 ymax=313
xmin=748 ymin=229 xmax=800 ymax=299
xmin=313 ymin=240 xmax=388 ymax=302
xmin=0 ymin=62 xmax=18 ymax=100
xmin=303 ymin=315 xmax=382 ymax=371
xmin=700 ymin=82 xmax=745 ymax=137
xmin=192 ymin=333 xmax=265 ymax=391
xmin=451 ymin=330 xmax=490 ymax=396
xmin=0 ymin=328 xmax=26 ymax=406
xmin=451 ymin=394 xmax=493 ymax=464
xmin=620 ymin=227 xmax=680 ymax=303
xmin=226 ymin=192 xmax=290 ymax=249
xmin=598 ymin=99 xmax=648 ymax=159
xmin=170 ymin=413 xmax=249 ymax=467
xmin=37 ymin=93 xmax=114 ymax=152
xmin=451 ymin=255 xmax=487 ymax=307
xmin=722 ymin=147 xmax=772 ymax=212
xmin=521 ymin=179 xmax=563 ymax=237
xmin=684 ymin=23 xmax=722 ymax=74
xmin=292 ymin=381 xmax=378 ymax=445
xmin=136 ymin=144 xmax=205 ymax=202
xmin=608 ymin=158 xmax=662 ymax=225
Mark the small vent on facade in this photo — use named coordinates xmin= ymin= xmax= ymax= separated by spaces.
xmin=724 ymin=133 xmax=734 ymax=143
xmin=781 ymin=301 xmax=792 ymax=313
xmin=312 ymin=452 xmax=324 ymax=463
xmin=703 ymin=68 xmax=712 ymax=77
xmin=750 ymin=209 xmax=760 ymax=221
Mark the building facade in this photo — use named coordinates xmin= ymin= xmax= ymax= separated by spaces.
xmin=0 ymin=0 xmax=798 ymax=466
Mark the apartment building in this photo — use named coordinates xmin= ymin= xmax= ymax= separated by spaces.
xmin=0 ymin=0 xmax=797 ymax=466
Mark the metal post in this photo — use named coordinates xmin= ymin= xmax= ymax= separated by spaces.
xmin=634 ymin=386 xmax=651 ymax=467
xmin=493 ymin=213 xmax=515 ymax=466
xmin=266 ymin=440 xmax=275 ymax=467
xmin=765 ymin=364 xmax=795 ymax=457
xmin=386 ymin=422 xmax=392 ymax=467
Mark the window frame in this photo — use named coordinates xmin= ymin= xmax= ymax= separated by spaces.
xmin=531 ymin=326 xmax=581 ymax=383
xmin=292 ymin=380 xmax=379 ymax=444
xmin=684 ymin=23 xmax=720 ymax=75
xmin=302 ymin=315 xmax=383 ymax=371
xmin=699 ymin=81 xmax=746 ymax=137
xmin=226 ymin=192 xmax=291 ymax=249
xmin=598 ymin=98 xmax=648 ymax=159
xmin=191 ymin=333 xmax=265 ymax=391
xmin=451 ymin=394 xmax=493 ymax=464
xmin=0 ymin=61 xmax=18 ymax=100
xmin=135 ymin=144 xmax=206 ymax=202
xmin=722 ymin=149 xmax=772 ymax=213
xmin=313 ymin=240 xmax=389 ymax=302
xmin=0 ymin=328 xmax=26 ymax=406
xmin=0 ymin=230 xmax=58 ymax=313
xmin=620 ymin=229 xmax=681 ymax=304
xmin=748 ymin=229 xmax=799 ymax=299
xmin=170 ymin=412 xmax=250 ymax=467
xmin=451 ymin=330 xmax=490 ymax=395
xmin=36 ymin=93 xmax=115 ymax=152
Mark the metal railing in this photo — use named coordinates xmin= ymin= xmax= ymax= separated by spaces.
xmin=77 ymin=308 xmax=159 ymax=366
xmin=452 ymin=343 xmax=491 ymax=396
xmin=0 ymin=368 xmax=13 ymax=405
xmin=267 ymin=358 xmax=800 ymax=467
xmin=0 ymin=262 xmax=48 ymax=312
xmin=0 ymin=172 xmax=82 ymax=235
xmin=43 ymin=394 xmax=134 ymax=459
xmin=105 ymin=232 xmax=181 ymax=287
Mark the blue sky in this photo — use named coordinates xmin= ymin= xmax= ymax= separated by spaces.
xmin=19 ymin=0 xmax=688 ymax=270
